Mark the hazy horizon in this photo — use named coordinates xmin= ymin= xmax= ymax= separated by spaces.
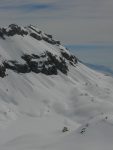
xmin=67 ymin=44 xmax=113 ymax=75
xmin=0 ymin=0 xmax=113 ymax=45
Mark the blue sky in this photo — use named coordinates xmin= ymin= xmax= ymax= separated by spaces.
xmin=0 ymin=0 xmax=113 ymax=45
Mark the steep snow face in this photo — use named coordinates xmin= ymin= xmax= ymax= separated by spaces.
xmin=0 ymin=24 xmax=113 ymax=150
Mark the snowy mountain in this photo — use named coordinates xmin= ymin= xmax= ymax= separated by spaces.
xmin=0 ymin=24 xmax=113 ymax=150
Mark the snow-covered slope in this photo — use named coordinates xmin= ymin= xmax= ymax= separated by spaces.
xmin=0 ymin=24 xmax=113 ymax=150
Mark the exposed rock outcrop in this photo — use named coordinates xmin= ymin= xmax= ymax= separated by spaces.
xmin=0 ymin=24 xmax=28 ymax=39
xmin=0 ymin=24 xmax=78 ymax=78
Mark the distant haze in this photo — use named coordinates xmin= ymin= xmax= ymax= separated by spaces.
xmin=0 ymin=0 xmax=113 ymax=45
xmin=67 ymin=45 xmax=113 ymax=75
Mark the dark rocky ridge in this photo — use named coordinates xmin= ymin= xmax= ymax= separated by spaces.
xmin=0 ymin=24 xmax=28 ymax=39
xmin=0 ymin=24 xmax=78 ymax=77
xmin=0 ymin=50 xmax=77 ymax=77
xmin=0 ymin=24 xmax=61 ymax=45
xmin=61 ymin=51 xmax=78 ymax=65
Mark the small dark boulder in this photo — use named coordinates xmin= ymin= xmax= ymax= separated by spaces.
xmin=56 ymin=41 xmax=61 ymax=45
xmin=30 ymin=33 xmax=42 ymax=41
xmin=0 ymin=30 xmax=5 ymax=39
xmin=21 ymin=54 xmax=33 ymax=63
xmin=61 ymin=51 xmax=78 ymax=65
xmin=0 ymin=65 xmax=6 ymax=77
xmin=45 ymin=34 xmax=52 ymax=39
xmin=28 ymin=61 xmax=39 ymax=73
xmin=15 ymin=64 xmax=30 ymax=73
xmin=80 ymin=128 xmax=86 ymax=134
xmin=62 ymin=127 xmax=69 ymax=133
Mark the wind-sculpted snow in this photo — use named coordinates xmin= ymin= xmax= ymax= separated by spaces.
xmin=0 ymin=24 xmax=113 ymax=150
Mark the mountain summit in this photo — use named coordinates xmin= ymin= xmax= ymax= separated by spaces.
xmin=0 ymin=24 xmax=77 ymax=77
xmin=0 ymin=24 xmax=113 ymax=150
